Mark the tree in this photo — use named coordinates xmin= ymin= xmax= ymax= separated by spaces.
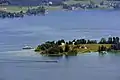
xmin=110 ymin=37 xmax=119 ymax=44
xmin=98 ymin=46 xmax=101 ymax=52
xmin=67 ymin=49 xmax=78 ymax=56
xmin=66 ymin=42 xmax=69 ymax=45
xmin=99 ymin=38 xmax=107 ymax=44
xmin=113 ymin=37 xmax=116 ymax=44
xmin=65 ymin=44 xmax=70 ymax=52
xmin=87 ymin=40 xmax=91 ymax=44
xmin=100 ymin=1 xmax=104 ymax=5
xmin=59 ymin=47 xmax=64 ymax=53
xmin=81 ymin=39 xmax=86 ymax=44
xmin=61 ymin=39 xmax=65 ymax=43
xmin=116 ymin=37 xmax=119 ymax=43
xmin=56 ymin=39 xmax=65 ymax=45
xmin=98 ymin=45 xmax=107 ymax=52
xmin=46 ymin=41 xmax=55 ymax=45
xmin=72 ymin=39 xmax=76 ymax=42
xmin=48 ymin=47 xmax=60 ymax=54
xmin=101 ymin=45 xmax=107 ymax=51
xmin=92 ymin=40 xmax=97 ymax=44
xmin=56 ymin=40 xmax=62 ymax=45
xmin=87 ymin=40 xmax=97 ymax=44
xmin=35 ymin=45 xmax=42 ymax=52
xmin=69 ymin=41 xmax=73 ymax=45
xmin=74 ymin=42 xmax=77 ymax=45
xmin=107 ymin=37 xmax=113 ymax=44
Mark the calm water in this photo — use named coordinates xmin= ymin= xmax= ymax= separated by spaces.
xmin=0 ymin=10 xmax=120 ymax=80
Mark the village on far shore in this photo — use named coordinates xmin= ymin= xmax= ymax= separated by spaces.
xmin=0 ymin=0 xmax=120 ymax=19
xmin=34 ymin=37 xmax=120 ymax=57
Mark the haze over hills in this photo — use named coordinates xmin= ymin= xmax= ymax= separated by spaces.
xmin=0 ymin=0 xmax=65 ymax=6
xmin=0 ymin=0 xmax=120 ymax=6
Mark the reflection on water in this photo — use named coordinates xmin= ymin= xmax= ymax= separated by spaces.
xmin=98 ymin=53 xmax=106 ymax=57
xmin=1 ymin=51 xmax=120 ymax=80
xmin=0 ymin=50 xmax=120 ymax=80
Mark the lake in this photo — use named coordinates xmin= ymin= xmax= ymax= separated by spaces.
xmin=0 ymin=10 xmax=120 ymax=80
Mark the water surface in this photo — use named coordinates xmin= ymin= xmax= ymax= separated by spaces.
xmin=0 ymin=10 xmax=120 ymax=80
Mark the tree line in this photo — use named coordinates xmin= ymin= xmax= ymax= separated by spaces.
xmin=35 ymin=37 xmax=120 ymax=54
xmin=43 ymin=37 xmax=120 ymax=45
xmin=0 ymin=6 xmax=46 ymax=19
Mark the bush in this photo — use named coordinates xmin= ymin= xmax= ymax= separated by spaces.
xmin=67 ymin=49 xmax=78 ymax=56
xmin=47 ymin=46 xmax=63 ymax=54
xmin=87 ymin=40 xmax=97 ymax=44
xmin=99 ymin=38 xmax=107 ymax=44
xmin=35 ymin=45 xmax=42 ymax=52
xmin=107 ymin=37 xmax=113 ymax=44
xmin=98 ymin=45 xmax=107 ymax=52
xmin=65 ymin=44 xmax=70 ymax=52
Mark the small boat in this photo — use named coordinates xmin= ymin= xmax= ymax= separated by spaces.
xmin=22 ymin=46 xmax=33 ymax=49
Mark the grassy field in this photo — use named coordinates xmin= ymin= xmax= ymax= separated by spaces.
xmin=0 ymin=6 xmax=62 ymax=12
xmin=35 ymin=43 xmax=112 ymax=56
xmin=64 ymin=0 xmax=90 ymax=5
xmin=68 ymin=44 xmax=111 ymax=53
xmin=36 ymin=44 xmax=112 ymax=54
xmin=45 ymin=6 xmax=62 ymax=10
xmin=64 ymin=0 xmax=104 ymax=5
xmin=0 ymin=6 xmax=37 ymax=12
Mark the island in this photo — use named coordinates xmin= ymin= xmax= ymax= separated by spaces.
xmin=35 ymin=37 xmax=120 ymax=57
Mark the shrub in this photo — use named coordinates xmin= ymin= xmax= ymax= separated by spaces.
xmin=65 ymin=44 xmax=70 ymax=52
xmin=99 ymin=38 xmax=107 ymax=44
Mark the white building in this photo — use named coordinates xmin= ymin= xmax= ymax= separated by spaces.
xmin=61 ymin=43 xmax=65 ymax=46
xmin=48 ymin=1 xmax=53 ymax=6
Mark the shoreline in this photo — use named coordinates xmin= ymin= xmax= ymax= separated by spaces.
xmin=35 ymin=44 xmax=120 ymax=57
xmin=0 ymin=6 xmax=118 ymax=19
xmin=35 ymin=37 xmax=120 ymax=57
xmin=1 ymin=5 xmax=118 ymax=12
xmin=0 ymin=1 xmax=120 ymax=19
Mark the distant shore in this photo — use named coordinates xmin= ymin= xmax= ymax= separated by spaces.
xmin=1 ymin=0 xmax=120 ymax=12
xmin=0 ymin=5 xmax=118 ymax=13
xmin=0 ymin=6 xmax=46 ymax=19
xmin=0 ymin=0 xmax=120 ymax=19
xmin=0 ymin=5 xmax=118 ymax=19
